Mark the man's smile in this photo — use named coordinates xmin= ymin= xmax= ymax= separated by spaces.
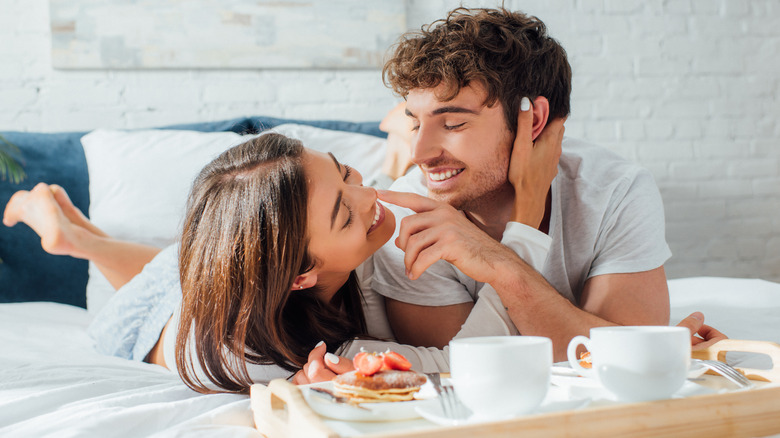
xmin=427 ymin=167 xmax=464 ymax=182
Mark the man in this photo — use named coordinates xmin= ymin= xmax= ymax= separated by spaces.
xmin=371 ymin=7 xmax=674 ymax=361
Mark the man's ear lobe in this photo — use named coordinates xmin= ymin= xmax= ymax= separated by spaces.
xmin=530 ymin=96 xmax=550 ymax=141
xmin=291 ymin=272 xmax=318 ymax=291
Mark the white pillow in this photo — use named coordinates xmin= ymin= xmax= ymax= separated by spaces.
xmin=81 ymin=125 xmax=387 ymax=313
xmin=271 ymin=124 xmax=387 ymax=183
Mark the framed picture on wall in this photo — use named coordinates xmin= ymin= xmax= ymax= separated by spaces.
xmin=50 ymin=0 xmax=406 ymax=69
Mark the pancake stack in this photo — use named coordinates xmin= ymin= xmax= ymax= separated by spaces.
xmin=331 ymin=350 xmax=427 ymax=403
xmin=333 ymin=369 xmax=427 ymax=403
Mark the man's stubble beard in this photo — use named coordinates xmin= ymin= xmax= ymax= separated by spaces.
xmin=428 ymin=154 xmax=512 ymax=215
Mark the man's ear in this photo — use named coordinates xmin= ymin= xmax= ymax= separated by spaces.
xmin=291 ymin=271 xmax=318 ymax=291
xmin=529 ymin=96 xmax=550 ymax=141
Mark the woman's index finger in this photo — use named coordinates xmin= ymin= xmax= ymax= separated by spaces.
xmin=377 ymin=189 xmax=439 ymax=213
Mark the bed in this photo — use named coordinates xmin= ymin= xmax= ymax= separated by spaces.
xmin=2 ymin=278 xmax=780 ymax=436
xmin=1 ymin=119 xmax=779 ymax=436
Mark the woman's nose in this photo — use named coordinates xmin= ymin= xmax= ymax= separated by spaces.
xmin=353 ymin=185 xmax=378 ymax=213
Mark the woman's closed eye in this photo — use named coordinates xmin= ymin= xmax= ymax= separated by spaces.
xmin=342 ymin=202 xmax=354 ymax=230
xmin=444 ymin=122 xmax=466 ymax=130
xmin=341 ymin=164 xmax=355 ymax=229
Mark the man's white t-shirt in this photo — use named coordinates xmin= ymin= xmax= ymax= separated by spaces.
xmin=371 ymin=136 xmax=672 ymax=308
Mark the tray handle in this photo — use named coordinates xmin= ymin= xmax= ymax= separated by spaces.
xmin=250 ymin=380 xmax=339 ymax=438
xmin=692 ymin=339 xmax=780 ymax=383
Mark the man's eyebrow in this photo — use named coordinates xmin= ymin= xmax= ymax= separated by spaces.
xmin=328 ymin=153 xmax=343 ymax=230
xmin=405 ymin=106 xmax=478 ymax=118
xmin=432 ymin=106 xmax=479 ymax=116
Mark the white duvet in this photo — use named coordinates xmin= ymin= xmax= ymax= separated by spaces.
xmin=1 ymin=277 xmax=779 ymax=437
xmin=0 ymin=303 xmax=260 ymax=437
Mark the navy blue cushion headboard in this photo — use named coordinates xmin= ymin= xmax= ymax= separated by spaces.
xmin=0 ymin=116 xmax=383 ymax=307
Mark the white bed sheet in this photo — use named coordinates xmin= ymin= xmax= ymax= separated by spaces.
xmin=669 ymin=277 xmax=780 ymax=343
xmin=1 ymin=277 xmax=778 ymax=437
xmin=0 ymin=302 xmax=261 ymax=438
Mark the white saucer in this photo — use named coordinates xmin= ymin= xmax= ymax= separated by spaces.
xmin=415 ymin=386 xmax=590 ymax=427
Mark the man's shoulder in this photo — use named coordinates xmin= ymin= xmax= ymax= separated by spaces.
xmin=559 ymin=137 xmax=652 ymax=189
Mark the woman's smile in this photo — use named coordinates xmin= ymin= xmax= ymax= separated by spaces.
xmin=367 ymin=201 xmax=386 ymax=235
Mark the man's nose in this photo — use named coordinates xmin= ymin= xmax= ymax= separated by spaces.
xmin=410 ymin=124 xmax=442 ymax=164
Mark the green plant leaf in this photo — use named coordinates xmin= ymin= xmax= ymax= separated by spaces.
xmin=0 ymin=134 xmax=26 ymax=184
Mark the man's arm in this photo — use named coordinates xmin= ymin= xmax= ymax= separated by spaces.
xmin=487 ymin=258 xmax=668 ymax=361
xmin=580 ymin=267 xmax=670 ymax=326
xmin=383 ymin=233 xmax=669 ymax=359
xmin=385 ymin=299 xmax=473 ymax=348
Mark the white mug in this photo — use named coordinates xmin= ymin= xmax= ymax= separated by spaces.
xmin=567 ymin=326 xmax=690 ymax=402
xmin=449 ymin=336 xmax=552 ymax=421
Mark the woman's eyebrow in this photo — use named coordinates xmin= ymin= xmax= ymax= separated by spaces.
xmin=327 ymin=152 xmax=342 ymax=173
xmin=327 ymin=153 xmax=343 ymax=230
xmin=330 ymin=190 xmax=343 ymax=230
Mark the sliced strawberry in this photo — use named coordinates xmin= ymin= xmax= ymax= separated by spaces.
xmin=354 ymin=352 xmax=383 ymax=376
xmin=382 ymin=351 xmax=412 ymax=371
xmin=579 ymin=351 xmax=592 ymax=369
xmin=353 ymin=352 xmax=368 ymax=370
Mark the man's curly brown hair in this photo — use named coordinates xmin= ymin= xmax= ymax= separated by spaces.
xmin=383 ymin=7 xmax=571 ymax=135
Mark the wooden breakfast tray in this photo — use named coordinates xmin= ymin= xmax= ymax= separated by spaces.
xmin=250 ymin=340 xmax=780 ymax=438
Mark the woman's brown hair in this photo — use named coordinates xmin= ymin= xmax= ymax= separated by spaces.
xmin=383 ymin=6 xmax=571 ymax=135
xmin=176 ymin=133 xmax=367 ymax=394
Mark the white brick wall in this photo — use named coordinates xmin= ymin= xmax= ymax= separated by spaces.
xmin=1 ymin=0 xmax=778 ymax=282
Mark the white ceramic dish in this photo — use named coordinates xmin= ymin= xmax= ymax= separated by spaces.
xmin=302 ymin=381 xmax=436 ymax=422
xmin=415 ymin=385 xmax=590 ymax=427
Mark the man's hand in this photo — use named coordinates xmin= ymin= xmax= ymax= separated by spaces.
xmin=377 ymin=190 xmax=517 ymax=284
xmin=507 ymin=97 xmax=565 ymax=228
xmin=675 ymin=311 xmax=728 ymax=350
xmin=292 ymin=342 xmax=355 ymax=385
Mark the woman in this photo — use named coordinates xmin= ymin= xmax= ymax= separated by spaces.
xmin=3 ymin=105 xmax=722 ymax=394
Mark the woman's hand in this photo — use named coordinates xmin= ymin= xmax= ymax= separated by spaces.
xmin=508 ymin=97 xmax=565 ymax=228
xmin=292 ymin=342 xmax=355 ymax=385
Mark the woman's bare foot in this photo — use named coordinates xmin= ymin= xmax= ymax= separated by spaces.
xmin=379 ymin=102 xmax=415 ymax=180
xmin=49 ymin=184 xmax=108 ymax=238
xmin=3 ymin=183 xmax=92 ymax=256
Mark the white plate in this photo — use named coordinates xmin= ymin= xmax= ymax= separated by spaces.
xmin=302 ymin=381 xmax=436 ymax=422
xmin=415 ymin=385 xmax=590 ymax=427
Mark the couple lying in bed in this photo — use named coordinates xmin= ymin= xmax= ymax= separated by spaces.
xmin=3 ymin=7 xmax=724 ymax=394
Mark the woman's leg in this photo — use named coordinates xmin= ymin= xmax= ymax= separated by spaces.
xmin=3 ymin=183 xmax=161 ymax=290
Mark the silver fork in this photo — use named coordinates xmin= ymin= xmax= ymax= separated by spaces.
xmin=425 ymin=373 xmax=469 ymax=419
xmin=692 ymin=358 xmax=752 ymax=388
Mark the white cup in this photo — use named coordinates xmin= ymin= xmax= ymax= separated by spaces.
xmin=449 ymin=336 xmax=552 ymax=421
xmin=567 ymin=326 xmax=691 ymax=402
